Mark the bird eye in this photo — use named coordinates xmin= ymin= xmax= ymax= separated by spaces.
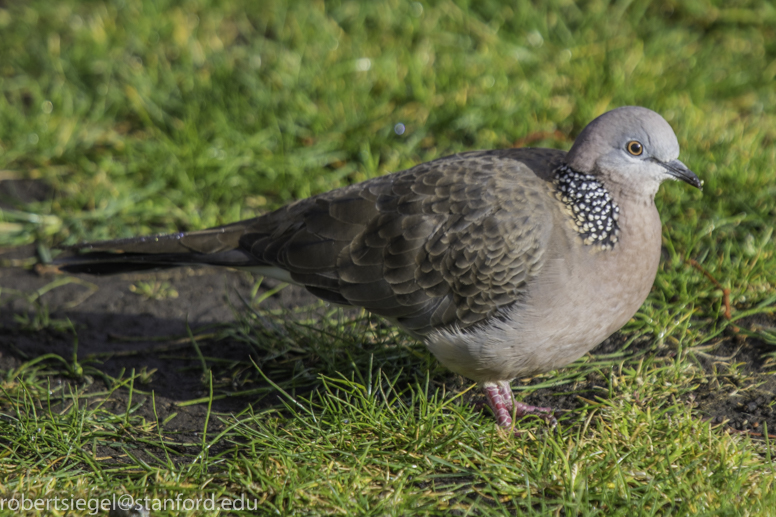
xmin=626 ymin=140 xmax=643 ymax=156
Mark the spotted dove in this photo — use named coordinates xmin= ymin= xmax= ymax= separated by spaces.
xmin=56 ymin=106 xmax=702 ymax=427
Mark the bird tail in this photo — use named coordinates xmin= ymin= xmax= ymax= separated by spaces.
xmin=53 ymin=223 xmax=258 ymax=275
xmin=53 ymin=249 xmax=255 ymax=275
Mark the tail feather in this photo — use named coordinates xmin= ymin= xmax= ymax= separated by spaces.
xmin=54 ymin=254 xmax=182 ymax=275
xmin=53 ymin=222 xmax=261 ymax=275
xmin=54 ymin=247 xmax=258 ymax=276
xmin=59 ymin=222 xmax=250 ymax=255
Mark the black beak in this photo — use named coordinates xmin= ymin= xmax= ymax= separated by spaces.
xmin=660 ymin=159 xmax=702 ymax=190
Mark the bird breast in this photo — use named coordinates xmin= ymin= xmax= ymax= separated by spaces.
xmin=425 ymin=194 xmax=662 ymax=383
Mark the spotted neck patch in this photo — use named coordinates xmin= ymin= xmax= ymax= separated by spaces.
xmin=553 ymin=163 xmax=620 ymax=250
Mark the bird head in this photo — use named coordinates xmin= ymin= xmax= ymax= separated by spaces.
xmin=565 ymin=106 xmax=702 ymax=198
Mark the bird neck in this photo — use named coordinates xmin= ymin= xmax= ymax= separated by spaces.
xmin=552 ymin=163 xmax=621 ymax=250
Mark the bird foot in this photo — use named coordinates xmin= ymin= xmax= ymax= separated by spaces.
xmin=483 ymin=382 xmax=557 ymax=429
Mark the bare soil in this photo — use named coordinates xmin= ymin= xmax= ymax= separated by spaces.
xmin=1 ymin=242 xmax=775 ymax=441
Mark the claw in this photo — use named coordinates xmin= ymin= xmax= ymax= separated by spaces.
xmin=483 ymin=381 xmax=558 ymax=429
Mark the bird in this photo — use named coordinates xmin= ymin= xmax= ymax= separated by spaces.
xmin=55 ymin=106 xmax=702 ymax=428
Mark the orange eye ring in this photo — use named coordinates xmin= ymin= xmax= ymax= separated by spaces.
xmin=626 ymin=140 xmax=643 ymax=156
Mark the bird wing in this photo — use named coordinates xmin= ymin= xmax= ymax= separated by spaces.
xmin=239 ymin=149 xmax=561 ymax=334
xmin=58 ymin=148 xmax=563 ymax=335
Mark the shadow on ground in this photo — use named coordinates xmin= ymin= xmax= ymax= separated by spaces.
xmin=1 ymin=243 xmax=775 ymax=440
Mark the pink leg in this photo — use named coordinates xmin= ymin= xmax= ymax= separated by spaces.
xmin=483 ymin=382 xmax=514 ymax=428
xmin=498 ymin=381 xmax=514 ymax=411
xmin=483 ymin=381 xmax=557 ymax=428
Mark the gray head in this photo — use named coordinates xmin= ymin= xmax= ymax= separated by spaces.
xmin=566 ymin=106 xmax=701 ymax=196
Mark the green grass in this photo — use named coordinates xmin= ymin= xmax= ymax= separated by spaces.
xmin=2 ymin=0 xmax=776 ymax=514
